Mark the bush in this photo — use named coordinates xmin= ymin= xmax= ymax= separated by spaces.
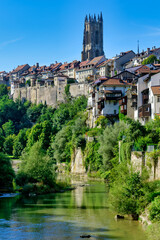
xmin=19 ymin=141 xmax=56 ymax=187
xmin=149 ymin=196 xmax=160 ymax=221
xmin=109 ymin=170 xmax=146 ymax=219
xmin=3 ymin=134 xmax=15 ymax=155
xmin=15 ymin=172 xmax=29 ymax=187
xmin=0 ymin=152 xmax=15 ymax=190
xmin=2 ymin=120 xmax=15 ymax=137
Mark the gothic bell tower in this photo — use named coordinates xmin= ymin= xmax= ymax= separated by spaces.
xmin=81 ymin=13 xmax=104 ymax=61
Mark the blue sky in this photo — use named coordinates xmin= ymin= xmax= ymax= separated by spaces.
xmin=0 ymin=0 xmax=160 ymax=71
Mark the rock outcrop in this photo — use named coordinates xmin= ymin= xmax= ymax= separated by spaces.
xmin=71 ymin=148 xmax=86 ymax=174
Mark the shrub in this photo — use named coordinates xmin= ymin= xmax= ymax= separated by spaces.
xmin=0 ymin=153 xmax=15 ymax=190
xmin=149 ymin=196 xmax=160 ymax=221
xmin=3 ymin=134 xmax=15 ymax=155
xmin=19 ymin=142 xmax=56 ymax=187
xmin=109 ymin=171 xmax=146 ymax=219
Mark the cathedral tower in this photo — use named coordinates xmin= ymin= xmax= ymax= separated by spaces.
xmin=81 ymin=13 xmax=104 ymax=61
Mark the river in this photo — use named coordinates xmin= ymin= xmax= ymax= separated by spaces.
xmin=0 ymin=181 xmax=147 ymax=240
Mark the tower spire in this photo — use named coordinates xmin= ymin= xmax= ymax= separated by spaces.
xmin=137 ymin=40 xmax=139 ymax=54
xmin=100 ymin=12 xmax=103 ymax=21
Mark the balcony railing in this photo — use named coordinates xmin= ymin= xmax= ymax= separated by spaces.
xmin=138 ymin=103 xmax=151 ymax=118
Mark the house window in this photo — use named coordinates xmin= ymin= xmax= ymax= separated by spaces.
xmin=123 ymin=98 xmax=125 ymax=103
xmin=157 ymin=96 xmax=160 ymax=102
xmin=114 ymin=101 xmax=117 ymax=105
xmin=124 ymin=105 xmax=127 ymax=110
xmin=114 ymin=110 xmax=116 ymax=114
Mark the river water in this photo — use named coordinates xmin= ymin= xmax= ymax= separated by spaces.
xmin=0 ymin=181 xmax=147 ymax=240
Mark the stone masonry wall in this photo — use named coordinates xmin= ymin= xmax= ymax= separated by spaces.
xmin=70 ymin=83 xmax=89 ymax=97
xmin=13 ymin=86 xmax=57 ymax=107
xmin=13 ymin=83 xmax=89 ymax=107
xmin=131 ymin=151 xmax=160 ymax=181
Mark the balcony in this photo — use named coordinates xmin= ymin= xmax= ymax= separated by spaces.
xmin=105 ymin=90 xmax=122 ymax=100
xmin=138 ymin=104 xmax=151 ymax=118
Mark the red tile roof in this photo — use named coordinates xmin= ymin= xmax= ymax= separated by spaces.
xmin=79 ymin=60 xmax=90 ymax=68
xmin=96 ymin=59 xmax=112 ymax=68
xmin=87 ymin=56 xmax=104 ymax=66
xmin=11 ymin=64 xmax=29 ymax=73
xmin=151 ymin=86 xmax=160 ymax=95
xmin=101 ymin=78 xmax=132 ymax=86
xmin=59 ymin=63 xmax=69 ymax=71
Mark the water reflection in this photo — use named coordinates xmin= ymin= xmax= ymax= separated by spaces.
xmin=0 ymin=182 xmax=147 ymax=240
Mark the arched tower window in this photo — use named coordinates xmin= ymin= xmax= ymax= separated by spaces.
xmin=95 ymin=30 xmax=99 ymax=44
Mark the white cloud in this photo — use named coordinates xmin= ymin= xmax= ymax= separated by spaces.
xmin=0 ymin=38 xmax=23 ymax=49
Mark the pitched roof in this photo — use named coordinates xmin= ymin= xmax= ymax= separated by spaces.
xmin=151 ymin=86 xmax=160 ymax=95
xmin=87 ymin=56 xmax=104 ymax=66
xmin=11 ymin=64 xmax=29 ymax=73
xmin=150 ymin=47 xmax=160 ymax=53
xmin=79 ymin=60 xmax=90 ymax=68
xmin=96 ymin=59 xmax=112 ymax=68
xmin=59 ymin=63 xmax=69 ymax=71
xmin=125 ymin=66 xmax=142 ymax=73
xmin=101 ymin=78 xmax=132 ymax=86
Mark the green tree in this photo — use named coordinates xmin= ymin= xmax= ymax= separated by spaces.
xmin=13 ymin=129 xmax=28 ymax=158
xmin=26 ymin=123 xmax=43 ymax=149
xmin=19 ymin=141 xmax=56 ymax=187
xmin=27 ymin=103 xmax=45 ymax=123
xmin=52 ymin=125 xmax=72 ymax=163
xmin=3 ymin=135 xmax=15 ymax=155
xmin=149 ymin=196 xmax=160 ymax=221
xmin=99 ymin=121 xmax=127 ymax=170
xmin=85 ymin=141 xmax=102 ymax=171
xmin=142 ymin=55 xmax=158 ymax=65
xmin=109 ymin=171 xmax=146 ymax=219
xmin=0 ymin=152 xmax=15 ymax=190
xmin=0 ymin=84 xmax=8 ymax=97
xmin=124 ymin=117 xmax=146 ymax=142
xmin=2 ymin=120 xmax=15 ymax=137
xmin=0 ymin=128 xmax=4 ymax=150
xmin=39 ymin=120 xmax=53 ymax=150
